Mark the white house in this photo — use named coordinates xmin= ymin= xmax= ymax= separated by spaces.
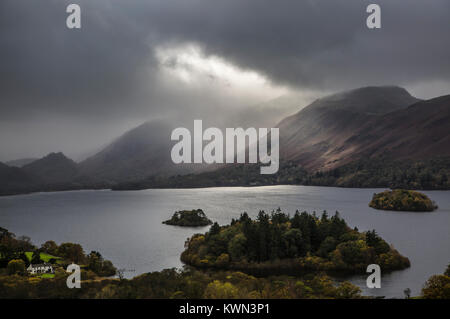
xmin=27 ymin=263 xmax=54 ymax=274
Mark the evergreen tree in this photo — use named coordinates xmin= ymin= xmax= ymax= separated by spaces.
xmin=31 ymin=250 xmax=42 ymax=264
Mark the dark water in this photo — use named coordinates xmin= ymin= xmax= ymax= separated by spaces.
xmin=0 ymin=186 xmax=448 ymax=298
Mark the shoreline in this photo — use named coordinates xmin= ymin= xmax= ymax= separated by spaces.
xmin=2 ymin=183 xmax=450 ymax=198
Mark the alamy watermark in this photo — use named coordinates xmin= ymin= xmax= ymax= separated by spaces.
xmin=366 ymin=264 xmax=381 ymax=289
xmin=65 ymin=4 xmax=380 ymax=30
xmin=66 ymin=4 xmax=81 ymax=29
xmin=66 ymin=263 xmax=81 ymax=289
xmin=171 ymin=120 xmax=279 ymax=174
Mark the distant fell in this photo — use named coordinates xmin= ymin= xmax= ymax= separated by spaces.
xmin=22 ymin=152 xmax=79 ymax=184
xmin=5 ymin=158 xmax=38 ymax=168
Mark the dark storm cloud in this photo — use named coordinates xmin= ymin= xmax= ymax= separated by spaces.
xmin=0 ymin=0 xmax=159 ymax=120
xmin=142 ymin=0 xmax=450 ymax=89
xmin=0 ymin=0 xmax=449 ymax=160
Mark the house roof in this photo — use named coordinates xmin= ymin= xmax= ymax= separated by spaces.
xmin=28 ymin=263 xmax=53 ymax=268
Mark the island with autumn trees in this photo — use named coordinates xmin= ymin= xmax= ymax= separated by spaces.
xmin=163 ymin=209 xmax=213 ymax=226
xmin=180 ymin=209 xmax=410 ymax=275
xmin=369 ymin=189 xmax=437 ymax=212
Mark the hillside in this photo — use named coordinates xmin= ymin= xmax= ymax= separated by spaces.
xmin=114 ymin=87 xmax=450 ymax=190
xmin=78 ymin=121 xmax=208 ymax=183
xmin=22 ymin=152 xmax=79 ymax=184
xmin=339 ymin=95 xmax=450 ymax=164
xmin=2 ymin=86 xmax=449 ymax=195
xmin=278 ymin=86 xmax=421 ymax=171
xmin=5 ymin=158 xmax=38 ymax=168
xmin=0 ymin=162 xmax=40 ymax=195
xmin=78 ymin=86 xmax=432 ymax=183
xmin=0 ymin=153 xmax=108 ymax=196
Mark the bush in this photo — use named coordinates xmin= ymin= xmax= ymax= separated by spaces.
xmin=87 ymin=251 xmax=117 ymax=277
xmin=204 ymin=280 xmax=239 ymax=299
xmin=421 ymin=275 xmax=450 ymax=299
xmin=445 ymin=264 xmax=450 ymax=277
xmin=215 ymin=253 xmax=230 ymax=267
xmin=335 ymin=281 xmax=362 ymax=299
xmin=7 ymin=259 xmax=26 ymax=275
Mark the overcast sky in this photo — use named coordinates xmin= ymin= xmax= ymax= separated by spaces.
xmin=1 ymin=0 xmax=449 ymax=161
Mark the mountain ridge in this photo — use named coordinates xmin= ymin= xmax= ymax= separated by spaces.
xmin=113 ymin=86 xmax=450 ymax=190
xmin=1 ymin=86 xmax=449 ymax=195
xmin=22 ymin=152 xmax=79 ymax=184
xmin=5 ymin=158 xmax=39 ymax=168
xmin=277 ymin=86 xmax=422 ymax=171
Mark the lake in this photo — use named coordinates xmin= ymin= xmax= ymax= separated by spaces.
xmin=0 ymin=186 xmax=448 ymax=298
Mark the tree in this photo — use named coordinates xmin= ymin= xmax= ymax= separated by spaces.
xmin=209 ymin=223 xmax=221 ymax=236
xmin=31 ymin=250 xmax=43 ymax=264
xmin=48 ymin=258 xmax=57 ymax=264
xmin=421 ymin=275 xmax=450 ymax=299
xmin=403 ymin=288 xmax=411 ymax=299
xmin=58 ymin=243 xmax=85 ymax=263
xmin=444 ymin=263 xmax=450 ymax=277
xmin=7 ymin=259 xmax=26 ymax=275
xmin=16 ymin=236 xmax=35 ymax=252
xmin=335 ymin=282 xmax=361 ymax=299
xmin=228 ymin=234 xmax=247 ymax=261
xmin=87 ymin=251 xmax=102 ymax=273
xmin=204 ymin=280 xmax=239 ymax=299
xmin=0 ymin=227 xmax=14 ymax=240
xmin=100 ymin=260 xmax=117 ymax=277
xmin=335 ymin=241 xmax=368 ymax=266
xmin=18 ymin=252 xmax=30 ymax=266
xmin=215 ymin=253 xmax=230 ymax=267
xmin=41 ymin=241 xmax=58 ymax=255
xmin=294 ymin=281 xmax=313 ymax=298
xmin=365 ymin=230 xmax=390 ymax=254
xmin=116 ymin=269 xmax=125 ymax=280
xmin=317 ymin=236 xmax=337 ymax=258
xmin=256 ymin=211 xmax=270 ymax=261
xmin=281 ymin=228 xmax=304 ymax=258
xmin=329 ymin=212 xmax=348 ymax=239
xmin=87 ymin=251 xmax=116 ymax=277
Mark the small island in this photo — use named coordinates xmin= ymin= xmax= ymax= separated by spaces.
xmin=369 ymin=189 xmax=437 ymax=212
xmin=181 ymin=210 xmax=410 ymax=274
xmin=163 ymin=209 xmax=213 ymax=226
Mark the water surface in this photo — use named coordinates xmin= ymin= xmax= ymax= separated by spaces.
xmin=0 ymin=186 xmax=448 ymax=298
